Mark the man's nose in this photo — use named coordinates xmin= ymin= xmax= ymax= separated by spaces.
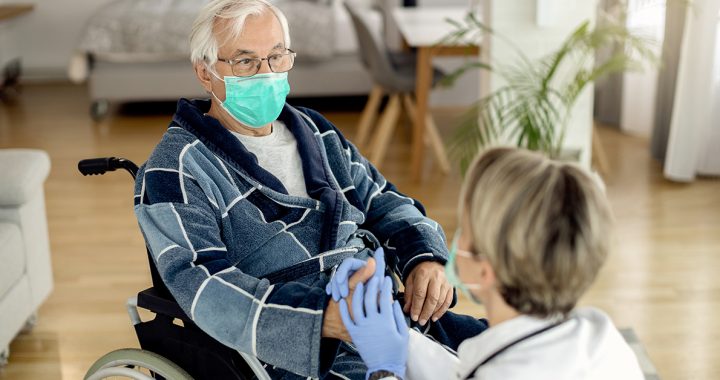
xmin=257 ymin=59 xmax=273 ymax=74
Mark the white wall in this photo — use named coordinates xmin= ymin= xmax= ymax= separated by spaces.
xmin=0 ymin=11 xmax=20 ymax=71
xmin=620 ymin=0 xmax=666 ymax=137
xmin=422 ymin=0 xmax=481 ymax=107
xmin=382 ymin=0 xmax=481 ymax=107
xmin=484 ymin=0 xmax=598 ymax=167
xmin=7 ymin=0 xmax=115 ymax=80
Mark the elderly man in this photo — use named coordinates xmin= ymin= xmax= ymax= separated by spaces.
xmin=134 ymin=0 xmax=485 ymax=378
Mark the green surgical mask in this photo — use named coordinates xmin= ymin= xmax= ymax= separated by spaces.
xmin=446 ymin=230 xmax=483 ymax=305
xmin=211 ymin=71 xmax=290 ymax=128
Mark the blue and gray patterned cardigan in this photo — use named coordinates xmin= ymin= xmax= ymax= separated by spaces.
xmin=133 ymin=99 xmax=449 ymax=378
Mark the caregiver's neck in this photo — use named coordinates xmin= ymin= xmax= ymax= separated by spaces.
xmin=484 ymin=290 xmax=520 ymax=327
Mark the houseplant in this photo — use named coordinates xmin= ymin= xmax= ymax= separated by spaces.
xmin=441 ymin=10 xmax=657 ymax=173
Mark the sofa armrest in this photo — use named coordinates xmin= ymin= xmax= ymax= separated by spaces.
xmin=0 ymin=149 xmax=50 ymax=207
xmin=0 ymin=149 xmax=53 ymax=310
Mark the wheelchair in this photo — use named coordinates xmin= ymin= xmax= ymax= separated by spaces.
xmin=78 ymin=157 xmax=272 ymax=380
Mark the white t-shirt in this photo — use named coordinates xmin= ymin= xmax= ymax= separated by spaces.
xmin=231 ymin=121 xmax=309 ymax=198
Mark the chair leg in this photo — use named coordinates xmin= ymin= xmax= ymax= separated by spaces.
xmin=402 ymin=95 xmax=451 ymax=174
xmin=592 ymin=125 xmax=610 ymax=175
xmin=424 ymin=114 xmax=451 ymax=174
xmin=356 ymin=85 xmax=384 ymax=149
xmin=401 ymin=96 xmax=430 ymax=147
xmin=369 ymin=94 xmax=401 ymax=169
xmin=0 ymin=346 xmax=8 ymax=367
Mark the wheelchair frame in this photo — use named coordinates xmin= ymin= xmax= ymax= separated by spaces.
xmin=79 ymin=157 xmax=271 ymax=380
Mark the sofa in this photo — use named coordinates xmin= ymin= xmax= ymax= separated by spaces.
xmin=67 ymin=0 xmax=385 ymax=119
xmin=0 ymin=149 xmax=54 ymax=366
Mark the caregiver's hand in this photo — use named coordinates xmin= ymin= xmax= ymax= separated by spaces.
xmin=322 ymin=258 xmax=376 ymax=342
xmin=326 ymin=248 xmax=386 ymax=301
xmin=339 ymin=275 xmax=408 ymax=379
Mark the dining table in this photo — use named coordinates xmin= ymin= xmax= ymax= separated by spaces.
xmin=392 ymin=6 xmax=481 ymax=180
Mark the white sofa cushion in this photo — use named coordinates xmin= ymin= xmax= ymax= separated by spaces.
xmin=0 ymin=149 xmax=50 ymax=207
xmin=0 ymin=223 xmax=24 ymax=299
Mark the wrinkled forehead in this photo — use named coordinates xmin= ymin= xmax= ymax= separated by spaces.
xmin=213 ymin=10 xmax=285 ymax=57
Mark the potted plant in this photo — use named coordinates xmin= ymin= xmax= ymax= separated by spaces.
xmin=441 ymin=10 xmax=657 ymax=172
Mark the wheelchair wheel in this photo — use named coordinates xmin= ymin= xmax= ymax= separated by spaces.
xmin=84 ymin=348 xmax=193 ymax=380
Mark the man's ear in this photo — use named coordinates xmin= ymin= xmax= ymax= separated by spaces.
xmin=194 ymin=63 xmax=213 ymax=93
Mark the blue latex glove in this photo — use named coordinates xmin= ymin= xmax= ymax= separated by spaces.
xmin=339 ymin=275 xmax=409 ymax=379
xmin=326 ymin=258 xmax=366 ymax=301
xmin=326 ymin=248 xmax=386 ymax=301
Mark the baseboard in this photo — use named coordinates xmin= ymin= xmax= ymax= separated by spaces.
xmin=19 ymin=67 xmax=69 ymax=83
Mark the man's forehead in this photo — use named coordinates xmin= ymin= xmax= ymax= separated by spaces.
xmin=214 ymin=13 xmax=285 ymax=56
xmin=231 ymin=43 xmax=285 ymax=56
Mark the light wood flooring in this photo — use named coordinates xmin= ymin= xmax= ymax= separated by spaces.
xmin=0 ymin=83 xmax=718 ymax=379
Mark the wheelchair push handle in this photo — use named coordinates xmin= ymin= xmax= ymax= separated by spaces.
xmin=78 ymin=157 xmax=139 ymax=179
xmin=78 ymin=157 xmax=116 ymax=176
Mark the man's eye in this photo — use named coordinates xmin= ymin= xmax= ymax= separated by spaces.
xmin=238 ymin=58 xmax=255 ymax=66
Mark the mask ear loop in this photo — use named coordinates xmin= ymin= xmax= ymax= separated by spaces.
xmin=205 ymin=60 xmax=224 ymax=82
xmin=205 ymin=63 xmax=227 ymax=105
xmin=447 ymin=231 xmax=484 ymax=305
xmin=210 ymin=71 xmax=227 ymax=83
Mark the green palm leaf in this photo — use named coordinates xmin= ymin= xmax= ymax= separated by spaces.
xmin=443 ymin=9 xmax=658 ymax=173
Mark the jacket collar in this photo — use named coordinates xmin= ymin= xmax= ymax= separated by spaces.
xmin=171 ymin=98 xmax=335 ymax=200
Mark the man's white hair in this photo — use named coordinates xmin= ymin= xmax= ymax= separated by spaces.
xmin=190 ymin=0 xmax=291 ymax=68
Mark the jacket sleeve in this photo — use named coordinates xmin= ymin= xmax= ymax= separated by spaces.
xmin=300 ymin=107 xmax=450 ymax=280
xmin=346 ymin=141 xmax=450 ymax=279
xmin=134 ymin=159 xmax=338 ymax=378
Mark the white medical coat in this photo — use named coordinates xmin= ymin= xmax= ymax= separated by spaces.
xmin=404 ymin=307 xmax=644 ymax=380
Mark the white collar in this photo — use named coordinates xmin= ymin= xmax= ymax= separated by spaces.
xmin=457 ymin=314 xmax=565 ymax=379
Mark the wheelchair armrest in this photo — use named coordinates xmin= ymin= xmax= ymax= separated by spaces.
xmin=137 ymin=287 xmax=193 ymax=323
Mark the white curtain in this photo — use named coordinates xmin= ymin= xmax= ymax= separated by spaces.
xmin=664 ymin=0 xmax=720 ymax=181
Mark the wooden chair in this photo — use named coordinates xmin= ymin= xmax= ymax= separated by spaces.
xmin=345 ymin=2 xmax=450 ymax=173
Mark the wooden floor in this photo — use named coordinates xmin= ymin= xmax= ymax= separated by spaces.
xmin=0 ymin=83 xmax=718 ymax=379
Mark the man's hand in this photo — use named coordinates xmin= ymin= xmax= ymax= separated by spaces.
xmin=322 ymin=257 xmax=376 ymax=342
xmin=403 ymin=261 xmax=453 ymax=325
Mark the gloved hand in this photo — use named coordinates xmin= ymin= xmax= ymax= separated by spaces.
xmin=339 ymin=274 xmax=409 ymax=379
xmin=326 ymin=248 xmax=386 ymax=301
xmin=326 ymin=258 xmax=366 ymax=301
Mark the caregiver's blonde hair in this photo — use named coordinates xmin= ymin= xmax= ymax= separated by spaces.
xmin=459 ymin=147 xmax=612 ymax=317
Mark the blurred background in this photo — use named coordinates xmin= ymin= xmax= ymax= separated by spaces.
xmin=0 ymin=0 xmax=718 ymax=379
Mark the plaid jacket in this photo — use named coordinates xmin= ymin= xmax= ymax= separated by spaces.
xmin=133 ymin=98 xmax=449 ymax=377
